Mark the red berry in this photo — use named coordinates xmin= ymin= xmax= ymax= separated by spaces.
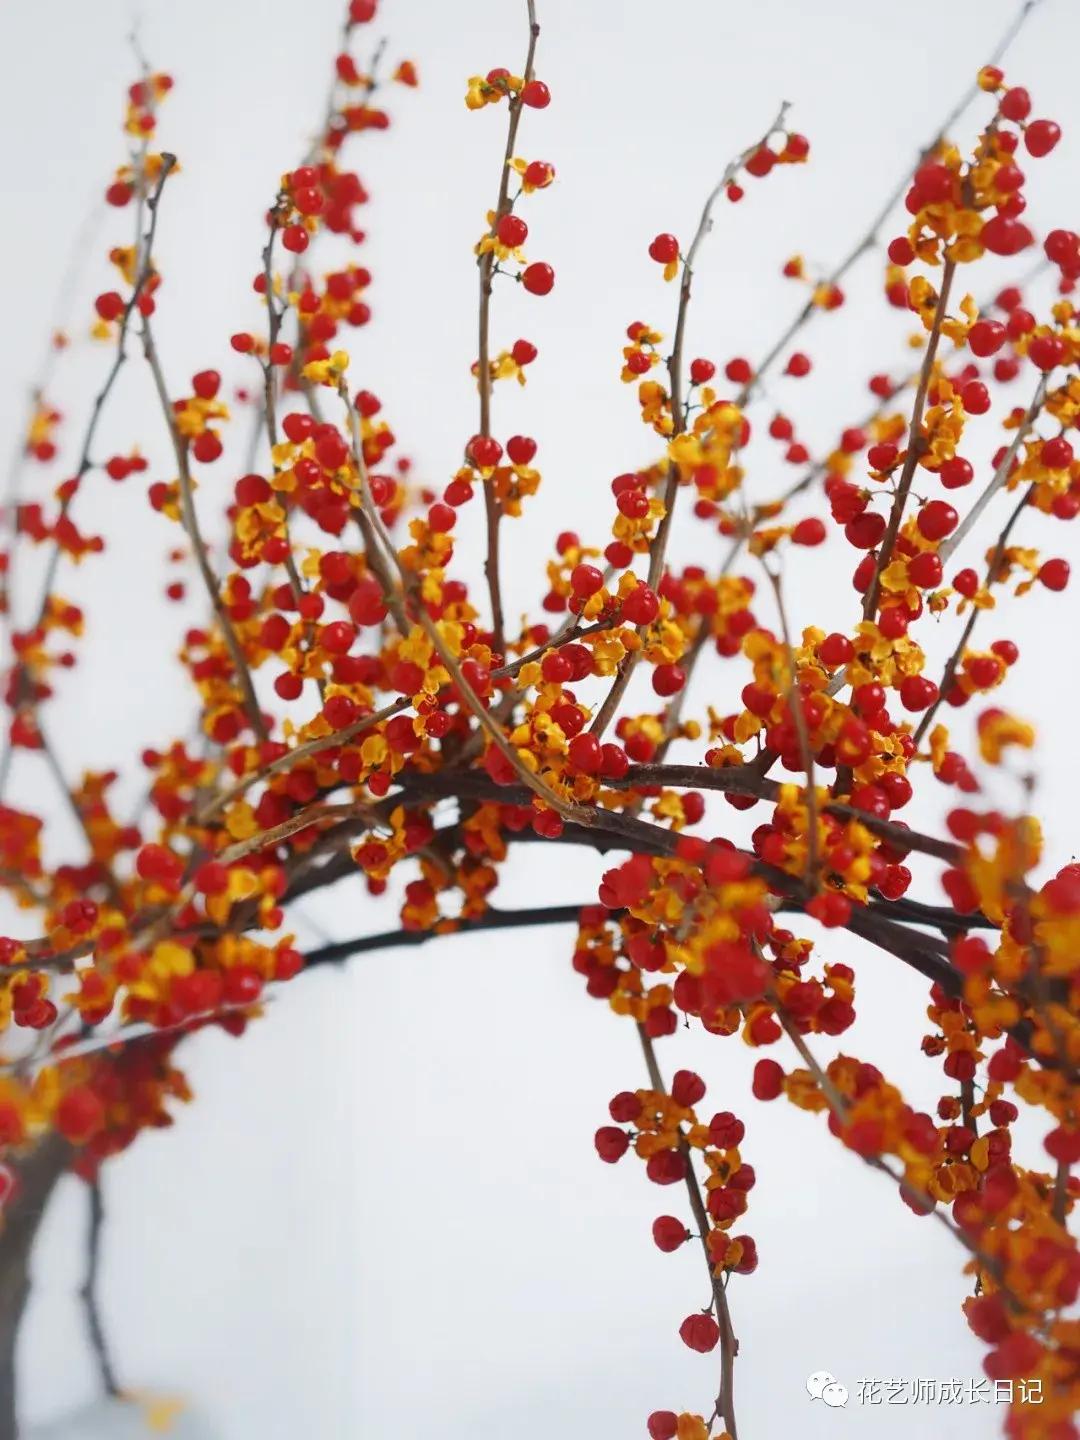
xmin=785 ymin=352 xmax=811 ymax=377
xmin=846 ymin=512 xmax=886 ymax=550
xmin=193 ymin=860 xmax=230 ymax=895
xmin=621 ymin=584 xmax=659 ymax=625
xmin=349 ymin=578 xmax=388 ymax=627
xmin=887 ymin=236 xmax=915 ymax=266
xmin=274 ymin=672 xmax=303 ymax=701
xmin=792 ymin=517 xmax=826 ymax=546
xmin=95 ymin=291 xmax=125 ymax=321
xmin=521 ymin=262 xmax=554 ymax=295
xmin=567 ymin=733 xmax=602 ymax=773
xmin=744 ymin=146 xmax=775 ymax=178
xmin=878 ymin=606 xmax=908 ymax=640
xmin=600 ymin=743 xmax=629 ymax=779
xmin=570 ymin=563 xmax=603 ymax=597
xmin=56 ymin=1088 xmax=105 ymax=1143
xmin=506 ymin=435 xmax=537 ymax=466
xmin=914 ymin=161 xmax=953 ymax=203
xmin=320 ymin=620 xmax=356 ymax=654
xmin=648 ymin=233 xmax=679 ymax=264
xmin=324 ymin=694 xmax=359 ymax=730
xmin=652 ymin=1216 xmax=688 ymax=1253
xmin=469 ymin=435 xmax=503 ymax=468
xmin=315 ymin=431 xmax=349 ymax=470
xmin=523 ymin=161 xmax=555 ymax=189
xmin=917 ymin=500 xmax=958 ymax=541
xmin=900 ymin=675 xmax=939 ymax=711
xmin=867 ymin=442 xmax=898 ymax=471
xmin=961 ymin=381 xmax=991 ymax=414
xmin=594 ymin=1126 xmax=630 ymax=1163
xmin=1000 ymin=86 xmax=1031 ymax=122
xmin=908 ymin=551 xmax=943 ymax=588
xmin=652 ymin=664 xmax=685 ymax=697
xmin=1042 ymin=436 xmax=1074 ymax=469
xmin=671 ymin=1069 xmax=706 ymax=1107
xmin=617 ymin=487 xmax=649 ymax=518
xmin=191 ymin=432 xmax=223 ymax=464
xmin=941 ymin=456 xmax=974 ymax=489
xmin=968 ymin=319 xmax=1006 ymax=357
xmin=980 ymin=215 xmax=1034 ymax=257
xmin=818 ymin=633 xmax=854 ymax=667
xmin=520 ymin=80 xmax=550 ymax=108
xmin=1024 ymin=119 xmax=1062 ymax=158
xmin=293 ymin=186 xmax=323 ymax=216
xmin=690 ymin=357 xmax=715 ymax=384
xmin=1029 ymin=334 xmax=1066 ymax=371
xmin=192 ymin=369 xmax=221 ymax=399
xmin=752 ymin=1059 xmax=784 ymax=1100
xmin=1039 ymin=557 xmax=1070 ymax=591
xmin=497 ymin=213 xmax=527 ymax=247
xmin=1045 ymin=229 xmax=1080 ymax=267
xmin=679 ymin=1313 xmax=720 ymax=1352
xmin=237 ymin=472 xmax=272 ymax=506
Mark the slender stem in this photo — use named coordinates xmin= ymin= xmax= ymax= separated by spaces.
xmin=0 ymin=156 xmax=176 ymax=798
xmin=303 ymin=901 xmax=595 ymax=967
xmin=913 ymin=482 xmax=1035 ymax=746
xmin=937 ymin=377 xmax=1047 ymax=568
xmin=0 ymin=1134 xmax=71 ymax=1440
xmin=762 ymin=564 xmax=818 ymax=880
xmin=772 ymin=995 xmax=1040 ymax=1323
xmin=637 ymin=1025 xmax=739 ymax=1439
xmin=476 ymin=0 xmax=540 ymax=656
xmin=590 ymin=103 xmax=789 ymax=741
xmin=734 ymin=0 xmax=1048 ymax=408
xmin=340 ymin=382 xmax=589 ymax=822
xmin=80 ymin=1178 xmax=121 ymax=1396
xmin=141 ymin=314 xmax=268 ymax=742
xmin=862 ymin=258 xmax=957 ymax=620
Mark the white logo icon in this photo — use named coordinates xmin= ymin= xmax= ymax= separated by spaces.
xmin=807 ymin=1371 xmax=849 ymax=1407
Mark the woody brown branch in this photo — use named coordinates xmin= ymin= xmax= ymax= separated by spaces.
xmin=862 ymin=257 xmax=957 ymax=622
xmin=141 ymin=314 xmax=269 ymax=744
xmin=475 ymin=0 xmax=540 ymax=658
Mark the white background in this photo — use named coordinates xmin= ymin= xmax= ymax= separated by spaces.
xmin=1 ymin=0 xmax=1079 ymax=1435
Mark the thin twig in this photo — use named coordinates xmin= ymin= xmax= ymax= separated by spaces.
xmin=590 ymin=102 xmax=790 ymax=740
xmin=771 ymin=994 xmax=1043 ymax=1324
xmin=193 ymin=616 xmax=617 ymax=823
xmin=862 ymin=258 xmax=957 ymax=620
xmin=0 ymin=154 xmax=174 ymax=797
xmin=937 ymin=376 xmax=1048 ymax=567
xmin=762 ymin=564 xmax=818 ymax=880
xmin=913 ymin=482 xmax=1035 ymax=746
xmin=80 ymin=1178 xmax=121 ymax=1397
xmin=637 ymin=1025 xmax=739 ymax=1439
xmin=141 ymin=309 xmax=268 ymax=743
xmin=735 ymin=0 xmax=1049 ymax=406
xmin=339 ymin=381 xmax=590 ymax=823
xmin=475 ymin=0 xmax=540 ymax=656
